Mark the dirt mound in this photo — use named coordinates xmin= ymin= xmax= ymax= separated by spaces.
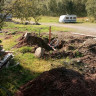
xmin=15 ymin=32 xmax=96 ymax=65
xmin=89 ymin=44 xmax=96 ymax=54
xmin=15 ymin=67 xmax=96 ymax=96
xmin=15 ymin=33 xmax=52 ymax=51
xmin=77 ymin=38 xmax=96 ymax=66
xmin=49 ymin=51 xmax=75 ymax=59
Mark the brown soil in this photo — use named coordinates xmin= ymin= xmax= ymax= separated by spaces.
xmin=15 ymin=32 xmax=96 ymax=65
xmin=14 ymin=33 xmax=52 ymax=51
xmin=15 ymin=67 xmax=96 ymax=96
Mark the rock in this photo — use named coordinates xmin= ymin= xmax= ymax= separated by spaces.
xmin=24 ymin=33 xmax=31 ymax=41
xmin=35 ymin=47 xmax=45 ymax=58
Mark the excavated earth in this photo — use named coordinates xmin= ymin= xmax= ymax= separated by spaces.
xmin=14 ymin=32 xmax=96 ymax=96
xmin=15 ymin=67 xmax=96 ymax=96
xmin=15 ymin=32 xmax=96 ymax=66
xmin=15 ymin=33 xmax=52 ymax=51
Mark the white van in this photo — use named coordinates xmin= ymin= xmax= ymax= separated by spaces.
xmin=59 ymin=15 xmax=77 ymax=23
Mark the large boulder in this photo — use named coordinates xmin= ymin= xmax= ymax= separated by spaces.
xmin=35 ymin=47 xmax=45 ymax=58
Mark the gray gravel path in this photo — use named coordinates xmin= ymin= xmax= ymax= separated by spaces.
xmin=41 ymin=22 xmax=96 ymax=36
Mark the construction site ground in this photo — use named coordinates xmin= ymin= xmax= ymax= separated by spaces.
xmin=0 ymin=22 xmax=96 ymax=96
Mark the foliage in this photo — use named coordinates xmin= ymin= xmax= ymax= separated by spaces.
xmin=0 ymin=0 xmax=13 ymax=30
xmin=0 ymin=0 xmax=5 ymax=30
xmin=12 ymin=0 xmax=41 ymax=24
xmin=48 ymin=0 xmax=58 ymax=16
xmin=38 ymin=0 xmax=87 ymax=17
xmin=30 ymin=0 xmax=41 ymax=24
xmin=86 ymin=0 xmax=96 ymax=20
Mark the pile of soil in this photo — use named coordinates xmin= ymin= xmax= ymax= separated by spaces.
xmin=53 ymin=34 xmax=96 ymax=64
xmin=15 ymin=32 xmax=96 ymax=66
xmin=49 ymin=50 xmax=75 ymax=59
xmin=15 ymin=33 xmax=52 ymax=51
xmin=78 ymin=38 xmax=96 ymax=66
xmin=15 ymin=67 xmax=96 ymax=96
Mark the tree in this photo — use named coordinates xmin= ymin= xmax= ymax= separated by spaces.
xmin=0 ymin=0 xmax=13 ymax=30
xmin=12 ymin=0 xmax=41 ymax=24
xmin=0 ymin=0 xmax=5 ymax=30
xmin=29 ymin=0 xmax=41 ymax=24
xmin=12 ymin=0 xmax=30 ymax=22
xmin=57 ymin=0 xmax=68 ymax=15
xmin=66 ymin=0 xmax=74 ymax=14
xmin=72 ymin=0 xmax=87 ymax=16
xmin=86 ymin=0 xmax=96 ymax=20
xmin=41 ymin=4 xmax=48 ymax=16
xmin=48 ymin=0 xmax=58 ymax=16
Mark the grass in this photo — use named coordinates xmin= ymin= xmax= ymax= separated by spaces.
xmin=13 ymin=16 xmax=59 ymax=23
xmin=39 ymin=16 xmax=59 ymax=23
xmin=19 ymin=46 xmax=33 ymax=53
xmin=3 ymin=22 xmax=73 ymax=34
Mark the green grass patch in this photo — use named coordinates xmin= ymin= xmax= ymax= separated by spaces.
xmin=13 ymin=16 xmax=59 ymax=23
xmin=39 ymin=16 xmax=59 ymax=23
xmin=3 ymin=22 xmax=72 ymax=33
xmin=19 ymin=46 xmax=33 ymax=54
xmin=1 ymin=34 xmax=21 ymax=50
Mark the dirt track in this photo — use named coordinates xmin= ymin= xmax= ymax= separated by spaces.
xmin=41 ymin=22 xmax=96 ymax=36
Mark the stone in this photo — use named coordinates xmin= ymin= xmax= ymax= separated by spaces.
xmin=35 ymin=47 xmax=45 ymax=58
xmin=24 ymin=32 xmax=31 ymax=41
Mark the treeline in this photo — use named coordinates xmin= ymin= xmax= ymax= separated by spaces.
xmin=0 ymin=0 xmax=96 ymax=30
xmin=2 ymin=0 xmax=96 ymax=19
xmin=39 ymin=0 xmax=87 ymax=17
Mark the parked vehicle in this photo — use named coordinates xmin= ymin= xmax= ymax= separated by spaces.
xmin=59 ymin=15 xmax=77 ymax=23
